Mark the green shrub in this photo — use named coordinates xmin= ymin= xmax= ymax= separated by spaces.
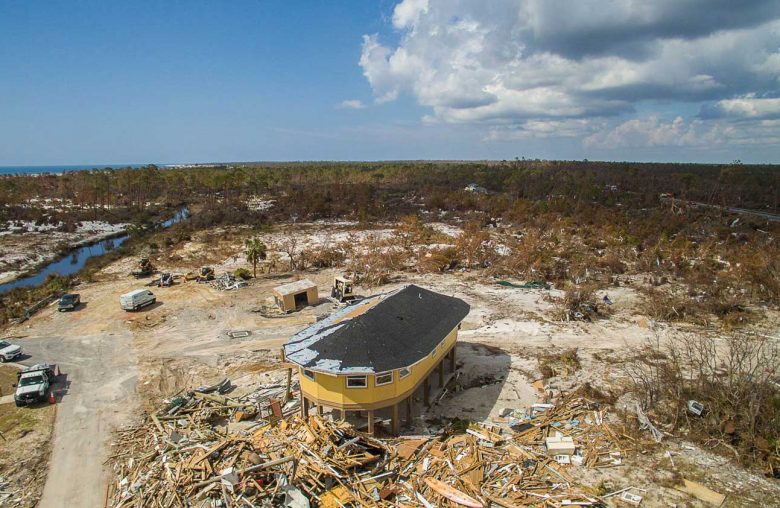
xmin=234 ymin=268 xmax=252 ymax=280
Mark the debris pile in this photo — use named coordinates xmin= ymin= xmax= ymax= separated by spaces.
xmin=107 ymin=383 xmax=301 ymax=507
xmin=108 ymin=388 xmax=629 ymax=507
xmin=210 ymin=272 xmax=248 ymax=291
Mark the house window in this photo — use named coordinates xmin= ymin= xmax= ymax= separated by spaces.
xmin=399 ymin=367 xmax=411 ymax=379
xmin=375 ymin=372 xmax=393 ymax=386
xmin=303 ymin=369 xmax=315 ymax=380
xmin=346 ymin=375 xmax=367 ymax=388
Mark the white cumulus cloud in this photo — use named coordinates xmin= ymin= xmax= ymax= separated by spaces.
xmin=359 ymin=0 xmax=780 ymax=150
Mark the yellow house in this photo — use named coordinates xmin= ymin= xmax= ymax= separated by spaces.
xmin=283 ymin=284 xmax=469 ymax=435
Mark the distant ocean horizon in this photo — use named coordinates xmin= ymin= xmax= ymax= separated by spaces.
xmin=0 ymin=163 xmax=158 ymax=175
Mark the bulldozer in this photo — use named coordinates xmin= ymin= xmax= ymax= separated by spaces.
xmin=131 ymin=257 xmax=155 ymax=278
xmin=184 ymin=266 xmax=215 ymax=282
xmin=331 ymin=276 xmax=355 ymax=303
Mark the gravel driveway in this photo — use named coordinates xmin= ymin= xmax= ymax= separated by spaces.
xmin=16 ymin=329 xmax=137 ymax=508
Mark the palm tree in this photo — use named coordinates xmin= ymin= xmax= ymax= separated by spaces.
xmin=244 ymin=237 xmax=267 ymax=277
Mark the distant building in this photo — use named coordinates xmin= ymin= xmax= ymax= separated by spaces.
xmin=283 ymin=285 xmax=469 ymax=435
xmin=464 ymin=183 xmax=488 ymax=194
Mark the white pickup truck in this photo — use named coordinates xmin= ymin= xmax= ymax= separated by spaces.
xmin=14 ymin=364 xmax=56 ymax=407
xmin=0 ymin=339 xmax=23 ymax=363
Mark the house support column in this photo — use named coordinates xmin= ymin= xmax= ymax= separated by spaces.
xmin=301 ymin=395 xmax=309 ymax=418
xmin=449 ymin=347 xmax=456 ymax=372
xmin=285 ymin=367 xmax=293 ymax=402
xmin=423 ymin=378 xmax=430 ymax=407
xmin=406 ymin=396 xmax=413 ymax=425
xmin=391 ymin=403 xmax=400 ymax=436
xmin=367 ymin=410 xmax=375 ymax=435
xmin=438 ymin=360 xmax=444 ymax=387
xmin=316 ymin=404 xmax=323 ymax=416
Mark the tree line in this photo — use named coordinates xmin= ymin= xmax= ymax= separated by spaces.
xmin=1 ymin=161 xmax=777 ymax=218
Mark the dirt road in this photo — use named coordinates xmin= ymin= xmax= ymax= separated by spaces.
xmin=11 ymin=284 xmax=140 ymax=508
xmin=6 ymin=269 xmax=323 ymax=507
xmin=23 ymin=332 xmax=136 ymax=508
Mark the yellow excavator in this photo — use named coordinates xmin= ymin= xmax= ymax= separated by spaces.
xmin=185 ymin=266 xmax=215 ymax=282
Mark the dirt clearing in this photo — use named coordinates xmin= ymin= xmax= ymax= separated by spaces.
xmin=2 ymin=221 xmax=779 ymax=507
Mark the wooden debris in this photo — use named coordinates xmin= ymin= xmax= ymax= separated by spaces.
xmin=107 ymin=389 xmax=626 ymax=507
xmin=675 ymin=479 xmax=726 ymax=506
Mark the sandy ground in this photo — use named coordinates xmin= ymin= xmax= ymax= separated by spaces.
xmin=2 ymin=223 xmax=779 ymax=507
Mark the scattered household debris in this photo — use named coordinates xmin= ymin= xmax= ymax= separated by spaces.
xmin=107 ymin=390 xmax=627 ymax=507
xmin=620 ymin=490 xmax=643 ymax=506
xmin=546 ymin=432 xmax=576 ymax=455
xmin=194 ymin=378 xmax=232 ymax=395
xmin=107 ymin=384 xmax=301 ymax=507
xmin=226 ymin=330 xmax=252 ymax=340
xmin=675 ymin=478 xmax=726 ymax=506
xmin=687 ymin=399 xmax=705 ymax=416
xmin=635 ymin=403 xmax=664 ymax=443
xmin=211 ymin=272 xmax=247 ymax=291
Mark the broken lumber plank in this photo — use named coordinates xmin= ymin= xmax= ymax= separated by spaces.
xmin=675 ymin=479 xmax=725 ymax=506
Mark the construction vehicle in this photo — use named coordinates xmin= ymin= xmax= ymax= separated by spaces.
xmin=185 ymin=266 xmax=215 ymax=282
xmin=14 ymin=364 xmax=56 ymax=407
xmin=158 ymin=273 xmax=174 ymax=287
xmin=331 ymin=276 xmax=355 ymax=303
xmin=131 ymin=257 xmax=155 ymax=278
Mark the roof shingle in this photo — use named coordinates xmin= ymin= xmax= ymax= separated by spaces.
xmin=284 ymin=285 xmax=469 ymax=373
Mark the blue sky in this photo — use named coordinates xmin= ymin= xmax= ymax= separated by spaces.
xmin=1 ymin=1 xmax=779 ymax=164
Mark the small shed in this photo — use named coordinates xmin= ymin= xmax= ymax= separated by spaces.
xmin=273 ymin=279 xmax=319 ymax=312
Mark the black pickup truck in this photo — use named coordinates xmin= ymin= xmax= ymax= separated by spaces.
xmin=58 ymin=293 xmax=81 ymax=311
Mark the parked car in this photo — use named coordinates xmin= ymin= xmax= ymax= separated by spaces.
xmin=58 ymin=293 xmax=81 ymax=311
xmin=0 ymin=339 xmax=23 ymax=362
xmin=120 ymin=289 xmax=156 ymax=311
xmin=14 ymin=363 xmax=56 ymax=407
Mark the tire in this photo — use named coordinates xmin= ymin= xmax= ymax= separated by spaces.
xmin=0 ymin=356 xmax=6 ymax=363
xmin=15 ymin=401 xmax=23 ymax=408
xmin=150 ymin=298 xmax=156 ymax=305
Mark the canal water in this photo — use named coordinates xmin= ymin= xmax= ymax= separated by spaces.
xmin=0 ymin=208 xmax=189 ymax=294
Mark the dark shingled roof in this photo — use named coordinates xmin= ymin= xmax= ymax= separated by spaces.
xmin=284 ymin=285 xmax=469 ymax=373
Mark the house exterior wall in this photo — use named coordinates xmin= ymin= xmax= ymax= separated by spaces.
xmin=298 ymin=325 xmax=458 ymax=410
